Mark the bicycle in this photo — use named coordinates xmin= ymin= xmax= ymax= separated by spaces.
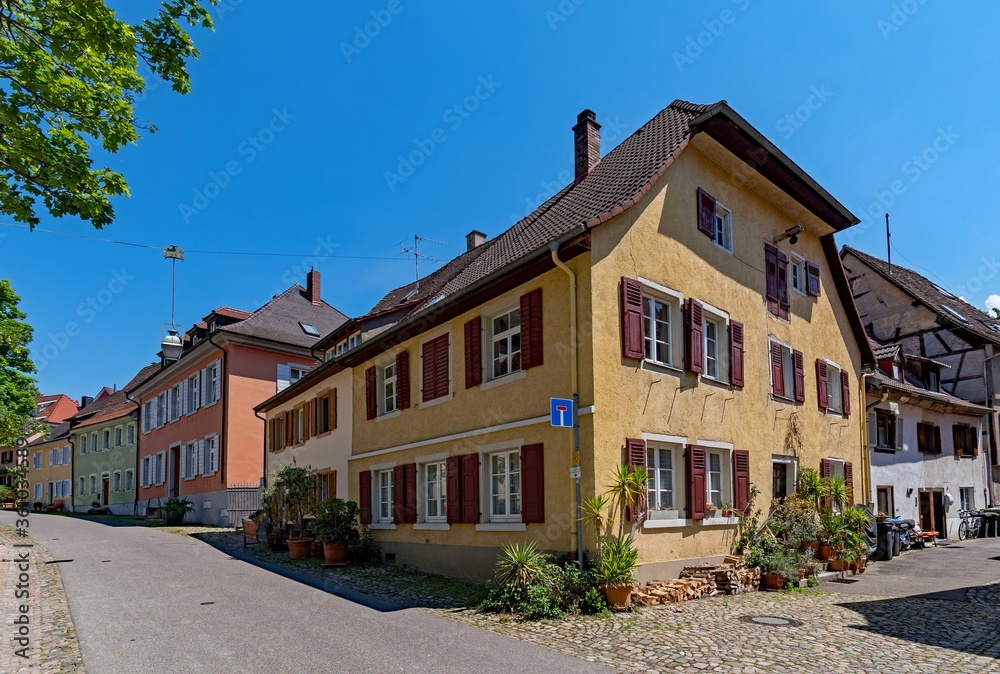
xmin=958 ymin=509 xmax=981 ymax=541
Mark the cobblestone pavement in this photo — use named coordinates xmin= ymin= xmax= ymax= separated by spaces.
xmin=968 ymin=581 xmax=1000 ymax=604
xmin=0 ymin=524 xmax=85 ymax=673
xmin=199 ymin=529 xmax=1000 ymax=673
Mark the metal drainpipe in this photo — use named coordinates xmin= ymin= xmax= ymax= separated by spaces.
xmin=254 ymin=409 xmax=268 ymax=489
xmin=863 ymin=379 xmax=889 ymax=509
xmin=983 ymin=349 xmax=1000 ymax=507
xmin=124 ymin=389 xmax=141 ymax=516
xmin=206 ymin=332 xmax=228 ymax=485
xmin=548 ymin=242 xmax=583 ymax=570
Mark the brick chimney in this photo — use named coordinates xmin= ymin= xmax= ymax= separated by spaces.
xmin=572 ymin=109 xmax=601 ymax=183
xmin=466 ymin=230 xmax=487 ymax=252
xmin=306 ymin=269 xmax=321 ymax=306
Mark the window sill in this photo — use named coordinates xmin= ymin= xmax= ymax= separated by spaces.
xmin=643 ymin=518 xmax=690 ymax=529
xmin=701 ymin=516 xmax=739 ymax=526
xmin=376 ymin=410 xmax=402 ymax=423
xmin=641 ymin=360 xmax=682 ymax=376
xmin=203 ymin=400 xmax=219 ymax=409
xmin=369 ymin=523 xmax=397 ymax=530
xmin=699 ymin=375 xmax=732 ymax=390
xmin=475 ymin=522 xmax=526 ymax=532
xmin=202 ymin=471 xmax=217 ymax=478
xmin=413 ymin=522 xmax=450 ymax=531
xmin=479 ymin=370 xmax=526 ymax=391
xmin=872 ymin=446 xmax=900 ymax=454
xmin=419 ymin=393 xmax=453 ymax=410
xmin=770 ymin=394 xmax=797 ymax=405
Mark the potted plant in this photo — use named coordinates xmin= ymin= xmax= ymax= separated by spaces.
xmin=721 ymin=502 xmax=737 ymax=518
xmin=310 ymin=498 xmax=362 ymax=565
xmin=796 ymin=468 xmax=824 ymax=512
xmin=760 ymin=550 xmax=794 ymax=590
xmin=272 ymin=464 xmax=317 ymax=560
xmin=592 ymin=537 xmax=638 ymax=608
xmin=162 ymin=497 xmax=193 ymax=525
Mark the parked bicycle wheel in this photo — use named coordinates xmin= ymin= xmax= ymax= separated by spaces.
xmin=958 ymin=519 xmax=969 ymax=541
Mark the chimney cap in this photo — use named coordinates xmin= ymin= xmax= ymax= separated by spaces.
xmin=466 ymin=230 xmax=487 ymax=252
xmin=576 ymin=109 xmax=598 ymax=125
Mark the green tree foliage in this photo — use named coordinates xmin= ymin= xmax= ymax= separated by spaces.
xmin=0 ymin=279 xmax=38 ymax=445
xmin=0 ymin=0 xmax=217 ymax=228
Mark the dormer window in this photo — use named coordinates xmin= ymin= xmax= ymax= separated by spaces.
xmin=926 ymin=369 xmax=940 ymax=393
xmin=941 ymin=305 xmax=968 ymax=324
xmin=209 ymin=321 xmax=217 ymax=333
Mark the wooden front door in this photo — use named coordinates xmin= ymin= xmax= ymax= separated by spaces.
xmin=101 ymin=476 xmax=110 ymax=506
xmin=918 ymin=490 xmax=933 ymax=531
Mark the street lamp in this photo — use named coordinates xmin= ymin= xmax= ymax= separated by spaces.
xmin=161 ymin=329 xmax=183 ymax=362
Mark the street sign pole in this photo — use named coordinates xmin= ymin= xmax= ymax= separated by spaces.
xmin=573 ymin=393 xmax=583 ymax=570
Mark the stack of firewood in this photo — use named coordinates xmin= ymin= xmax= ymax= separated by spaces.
xmin=631 ymin=556 xmax=760 ymax=607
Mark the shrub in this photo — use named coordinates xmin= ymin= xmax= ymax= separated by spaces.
xmin=0 ymin=484 xmax=14 ymax=503
xmin=495 ymin=542 xmax=559 ymax=593
xmin=592 ymin=537 xmax=638 ymax=588
xmin=348 ymin=527 xmax=381 ymax=565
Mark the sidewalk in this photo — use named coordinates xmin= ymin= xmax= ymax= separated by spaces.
xmin=0 ymin=524 xmax=85 ymax=673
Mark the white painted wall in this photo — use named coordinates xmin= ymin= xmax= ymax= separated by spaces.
xmin=264 ymin=368 xmax=352 ymax=500
xmin=868 ymin=399 xmax=988 ymax=539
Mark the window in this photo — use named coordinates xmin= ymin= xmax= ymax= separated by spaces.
xmin=63 ymin=479 xmax=71 ymax=498
xmin=713 ymin=203 xmax=733 ymax=253
xmin=708 ymin=452 xmax=724 ymax=509
xmin=325 ymin=348 xmax=336 ymax=362
xmin=295 ymin=408 xmax=305 ymax=444
xmin=960 ymin=486 xmax=976 ymax=511
xmin=113 ymin=471 xmax=122 ymax=492
xmin=877 ymin=486 xmax=895 ymax=517
xmin=770 ymin=340 xmax=797 ymax=402
xmin=79 ymin=435 xmax=87 ymax=454
xmin=290 ymin=367 xmax=306 ymax=384
xmin=184 ymin=443 xmax=197 ymax=479
xmin=157 ymin=393 xmax=167 ymax=427
xmin=703 ymin=316 xmax=723 ymax=380
xmin=424 ymin=461 xmax=447 ymax=521
xmin=646 ymin=445 xmax=677 ymax=513
xmin=33 ymin=452 xmax=41 ymax=470
xmin=185 ymin=374 xmax=200 ymax=414
xmin=376 ymin=469 xmax=394 ymax=524
xmin=275 ymin=416 xmax=286 ymax=450
xmin=954 ymin=424 xmax=978 ymax=457
xmin=349 ymin=333 xmax=362 ymax=349
xmin=115 ymin=426 xmax=123 ymax=448
xmin=643 ymin=290 xmax=680 ymax=367
xmin=142 ymin=402 xmax=152 ymax=433
xmin=941 ymin=305 xmax=969 ymax=324
xmin=489 ymin=307 xmax=522 ymax=379
xmin=124 ymin=470 xmax=133 ymax=491
xmin=102 ymin=430 xmax=111 ymax=450
xmin=875 ymin=410 xmax=900 ymax=450
xmin=89 ymin=474 xmax=97 ymax=495
xmin=790 ymin=253 xmax=806 ymax=295
xmin=34 ymin=483 xmax=42 ymax=500
xmin=489 ymin=449 xmax=521 ymax=522
xmin=381 ymin=363 xmax=397 ymax=414
xmin=299 ymin=322 xmax=321 ymax=337
xmin=772 ymin=456 xmax=797 ymax=501
xmin=79 ymin=477 xmax=86 ymax=495
xmin=91 ymin=432 xmax=98 ymax=454
xmin=126 ymin=424 xmax=135 ymax=445
xmin=765 ymin=243 xmax=790 ymax=320
xmin=141 ymin=457 xmax=150 ymax=487
xmin=317 ymin=393 xmax=332 ymax=434
xmin=169 ymin=384 xmax=181 ymax=421
xmin=205 ymin=364 xmax=219 ymax=405
xmin=203 ymin=436 xmax=218 ymax=475
xmin=824 ymin=361 xmax=844 ymax=414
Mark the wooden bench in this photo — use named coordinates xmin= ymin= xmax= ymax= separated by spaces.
xmin=242 ymin=518 xmax=261 ymax=548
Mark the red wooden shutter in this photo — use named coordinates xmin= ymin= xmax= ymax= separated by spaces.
xmin=464 ymin=317 xmax=482 ymax=388
xmin=446 ymin=456 xmax=462 ymax=523
xmin=732 ymin=450 xmax=750 ymax=513
xmin=816 ymin=360 xmax=829 ymax=409
xmin=819 ymin=459 xmax=831 ymax=510
xmin=359 ymin=471 xmax=372 ymax=524
xmin=793 ymin=349 xmax=805 ymax=403
xmin=396 ymin=351 xmax=410 ymax=409
xmin=697 ymin=188 xmax=716 ymax=238
xmin=806 ymin=262 xmax=821 ymax=297
xmin=520 ymin=288 xmax=543 ymax=369
xmin=916 ymin=423 xmax=928 ymax=453
xmin=776 ymin=249 xmax=790 ymax=320
xmin=685 ymin=299 xmax=705 ymax=374
xmin=520 ymin=444 xmax=544 ymax=524
xmin=933 ymin=425 xmax=942 ymax=454
xmin=765 ymin=244 xmax=779 ymax=315
xmin=365 ymin=366 xmax=377 ymax=420
xmin=844 ymin=462 xmax=854 ymax=505
xmin=460 ymin=453 xmax=479 ymax=523
xmin=770 ymin=341 xmax=785 ymax=398
xmin=392 ymin=465 xmax=405 ymax=524
xmin=422 ymin=339 xmax=436 ymax=401
xmin=620 ymin=277 xmax=644 ymax=359
xmin=953 ymin=425 xmax=964 ymax=457
xmin=626 ymin=438 xmax=646 ymax=467
xmin=840 ymin=370 xmax=851 ymax=417
xmin=422 ymin=335 xmax=450 ymax=402
xmin=729 ymin=321 xmax=745 ymax=387
xmin=687 ymin=445 xmax=707 ymax=519
xmin=404 ymin=463 xmax=417 ymax=523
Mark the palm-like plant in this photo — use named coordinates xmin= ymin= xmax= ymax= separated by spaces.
xmin=495 ymin=542 xmax=557 ymax=592
xmin=796 ymin=468 xmax=824 ymax=510
xmin=824 ymin=476 xmax=849 ymax=513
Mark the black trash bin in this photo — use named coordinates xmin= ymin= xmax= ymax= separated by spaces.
xmin=887 ymin=518 xmax=904 ymax=556
xmin=983 ymin=513 xmax=999 ymax=538
xmin=875 ymin=521 xmax=895 ymax=561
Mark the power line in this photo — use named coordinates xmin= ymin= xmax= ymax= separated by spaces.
xmin=0 ymin=222 xmax=411 ymax=261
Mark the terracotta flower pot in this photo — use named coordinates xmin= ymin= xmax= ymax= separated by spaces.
xmin=817 ymin=544 xmax=833 ymax=561
xmin=323 ymin=542 xmax=349 ymax=565
xmin=602 ymin=584 xmax=633 ymax=609
xmin=828 ymin=559 xmax=848 ymax=572
xmin=311 ymin=541 xmax=324 ymax=559
xmin=762 ymin=573 xmax=787 ymax=590
xmin=287 ymin=538 xmax=314 ymax=560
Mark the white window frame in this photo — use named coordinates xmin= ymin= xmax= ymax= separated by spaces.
xmin=142 ymin=402 xmax=152 ymax=433
xmin=183 ymin=442 xmax=198 ymax=479
xmin=487 ymin=304 xmax=522 ymax=381
xmin=169 ymin=384 xmax=181 ymax=422
xmin=826 ymin=458 xmax=846 ymax=512
xmin=348 ymin=332 xmax=362 ymax=350
xmin=771 ymin=456 xmax=798 ymax=501
xmin=701 ymin=302 xmax=730 ymax=384
xmin=114 ymin=425 xmax=123 ymax=448
xmin=102 ymin=429 xmax=111 ymax=451
xmin=204 ymin=362 xmax=220 ymax=406
xmin=113 ymin=471 xmax=122 ymax=492
xmin=63 ymin=479 xmax=71 ymax=498
xmin=185 ymin=373 xmax=200 ymax=414
xmin=89 ymin=474 xmax=97 ymax=496
xmin=789 ymin=252 xmax=807 ymax=295
xmin=960 ymin=485 xmax=976 ymax=511
xmin=126 ymin=423 xmax=136 ymax=446
xmin=638 ymin=278 xmax=684 ymax=371
xmin=33 ymin=452 xmax=41 ymax=470
xmin=646 ymin=442 xmax=682 ymax=518
xmin=204 ymin=434 xmax=218 ymax=475
xmin=156 ymin=393 xmax=167 ymax=428
xmin=712 ymin=200 xmax=734 ymax=254
xmin=698 ymin=441 xmax=734 ymax=515
xmin=422 ymin=460 xmax=448 ymax=523
xmin=79 ymin=476 xmax=86 ymax=495
xmin=770 ymin=337 xmax=796 ymax=403
xmin=380 ymin=360 xmax=398 ymax=415
xmin=125 ymin=470 xmax=134 ymax=492
xmin=487 ymin=447 xmax=522 ymax=523
xmin=824 ymin=359 xmax=844 ymax=415
xmin=79 ymin=434 xmax=87 ymax=454
xmin=33 ymin=483 xmax=42 ymax=501
xmin=375 ymin=469 xmax=394 ymax=525
xmin=91 ymin=432 xmax=98 ymax=453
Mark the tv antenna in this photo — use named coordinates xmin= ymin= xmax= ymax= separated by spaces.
xmin=400 ymin=235 xmax=447 ymax=290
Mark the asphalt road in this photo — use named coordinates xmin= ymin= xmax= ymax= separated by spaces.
xmin=3 ymin=512 xmax=608 ymax=674
xmin=820 ymin=535 xmax=1000 ymax=600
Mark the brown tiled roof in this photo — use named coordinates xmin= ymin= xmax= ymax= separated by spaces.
xmin=211 ymin=306 xmax=252 ymax=320
xmin=845 ymin=246 xmax=1000 ymax=347
xmin=71 ymin=363 xmax=160 ymax=429
xmin=34 ymin=394 xmax=79 ymax=424
xmin=27 ymin=421 xmax=71 ymax=447
xmin=866 ymin=371 xmax=990 ymax=415
xmin=221 ymin=285 xmax=348 ymax=348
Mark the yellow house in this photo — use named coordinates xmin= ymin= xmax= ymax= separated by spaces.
xmin=26 ymin=422 xmax=74 ymax=510
xmin=327 ymin=100 xmax=876 ymax=580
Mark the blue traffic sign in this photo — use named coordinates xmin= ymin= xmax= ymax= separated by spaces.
xmin=550 ymin=397 xmax=574 ymax=428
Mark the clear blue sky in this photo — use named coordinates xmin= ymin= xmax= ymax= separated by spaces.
xmin=5 ymin=1 xmax=1000 ymax=399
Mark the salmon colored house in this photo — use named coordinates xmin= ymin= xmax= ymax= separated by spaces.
xmin=128 ymin=272 xmax=347 ymax=525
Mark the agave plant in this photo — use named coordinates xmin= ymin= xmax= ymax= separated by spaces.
xmin=592 ymin=536 xmax=638 ymax=588
xmin=495 ymin=542 xmax=558 ymax=593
